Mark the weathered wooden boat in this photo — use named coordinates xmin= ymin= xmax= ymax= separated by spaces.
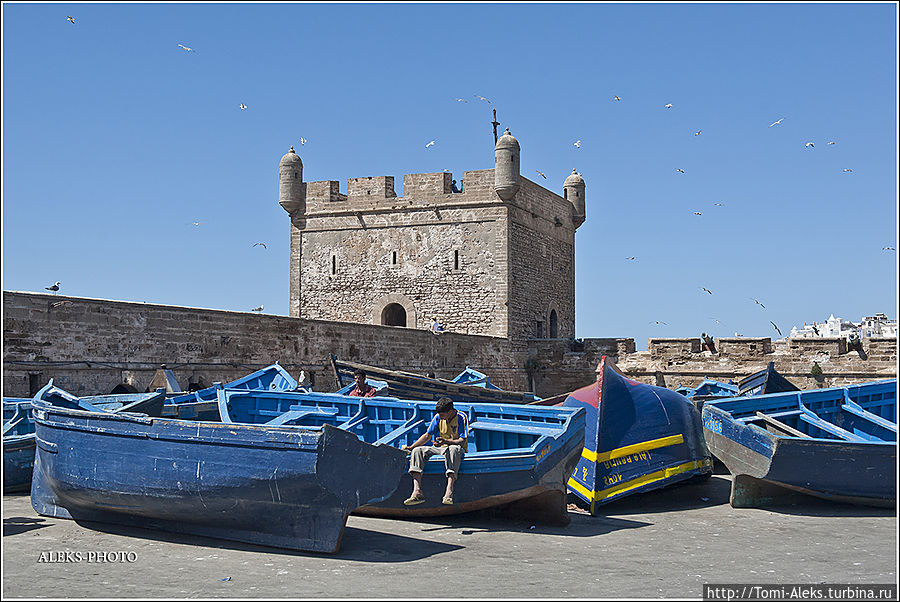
xmin=702 ymin=379 xmax=897 ymax=507
xmin=4 ymin=398 xmax=36 ymax=492
xmin=562 ymin=356 xmax=713 ymax=514
xmin=3 ymin=390 xmax=166 ymax=492
xmin=329 ymin=355 xmax=540 ymax=404
xmin=161 ymin=362 xmax=298 ymax=419
xmin=737 ymin=362 xmax=800 ymax=397
xmin=30 ymin=380 xmax=409 ymax=553
xmin=214 ymin=387 xmax=585 ymax=525
xmin=676 ymin=379 xmax=739 ymax=400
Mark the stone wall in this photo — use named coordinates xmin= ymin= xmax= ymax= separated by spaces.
xmin=4 ymin=292 xmax=894 ymax=402
xmin=2 ymin=291 xmax=608 ymax=399
xmin=618 ymin=336 xmax=897 ymax=390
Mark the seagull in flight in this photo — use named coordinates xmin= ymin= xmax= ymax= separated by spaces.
xmin=188 ymin=220 xmax=204 ymax=227
xmin=251 ymin=305 xmax=264 ymax=312
xmin=455 ymin=98 xmax=468 ymax=103
xmin=805 ymin=142 xmax=814 ymax=148
xmin=700 ymin=286 xmax=713 ymax=295
xmin=474 ymin=95 xmax=491 ymax=104
xmin=67 ymin=15 xmax=75 ymax=24
xmin=770 ymin=321 xmax=782 ymax=336
xmin=883 ymin=246 xmax=896 ymax=251
xmin=665 ymin=103 xmax=673 ymax=108
xmin=239 ymin=103 xmax=247 ymax=111
xmin=827 ymin=141 xmax=836 ymax=145
xmin=177 ymin=44 xmax=194 ymax=52
xmin=842 ymin=168 xmax=853 ymax=172
xmin=769 ymin=118 xmax=784 ymax=127
xmin=252 ymin=242 xmax=267 ymax=249
xmin=693 ymin=212 xmax=702 ymax=216
xmin=812 ymin=325 xmax=820 ymax=335
xmin=614 ymin=95 xmax=621 ymax=101
xmin=425 ymin=140 xmax=436 ymax=148
xmin=45 ymin=281 xmax=60 ymax=292
xmin=535 ymin=170 xmax=547 ymax=179
xmin=710 ymin=318 xmax=722 ymax=325
xmin=625 ymin=256 xmax=636 ymax=261
xmin=300 ymin=137 xmax=307 ymax=145
xmin=694 ymin=130 xmax=702 ymax=136
xmin=752 ymin=298 xmax=766 ymax=309
xmin=650 ymin=320 xmax=668 ymax=325
xmin=676 ymin=168 xmax=685 ymax=173
xmin=714 ymin=202 xmax=724 ymax=206
xmin=573 ymin=140 xmax=582 ymax=148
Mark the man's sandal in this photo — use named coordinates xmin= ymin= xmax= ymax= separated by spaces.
xmin=403 ymin=495 xmax=425 ymax=506
xmin=442 ymin=496 xmax=454 ymax=505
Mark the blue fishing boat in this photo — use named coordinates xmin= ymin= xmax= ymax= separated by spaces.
xmin=702 ymin=379 xmax=897 ymax=508
xmin=214 ymin=388 xmax=585 ymax=525
xmin=3 ymin=390 xmax=166 ymax=492
xmin=329 ymin=355 xmax=540 ymax=404
xmin=675 ymin=379 xmax=739 ymax=400
xmin=30 ymin=381 xmax=409 ymax=553
xmin=736 ymin=362 xmax=800 ymax=397
xmin=562 ymin=356 xmax=713 ymax=514
xmin=4 ymin=398 xmax=36 ymax=492
xmin=161 ymin=362 xmax=298 ymax=419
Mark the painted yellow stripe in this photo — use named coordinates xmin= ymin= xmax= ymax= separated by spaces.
xmin=567 ymin=476 xmax=593 ymax=500
xmin=581 ymin=434 xmax=685 ymax=463
xmin=594 ymin=458 xmax=712 ymax=502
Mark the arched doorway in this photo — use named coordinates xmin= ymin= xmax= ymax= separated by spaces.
xmin=549 ymin=309 xmax=558 ymax=339
xmin=381 ymin=303 xmax=407 ymax=327
xmin=111 ymin=383 xmax=139 ymax=394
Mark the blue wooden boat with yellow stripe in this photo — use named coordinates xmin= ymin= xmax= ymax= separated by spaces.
xmin=702 ymin=379 xmax=897 ymax=508
xmin=29 ymin=380 xmax=408 ymax=553
xmin=212 ymin=388 xmax=585 ymax=525
xmin=562 ymin=356 xmax=713 ymax=513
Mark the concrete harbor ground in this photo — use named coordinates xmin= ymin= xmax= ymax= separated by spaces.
xmin=2 ymin=475 xmax=896 ymax=599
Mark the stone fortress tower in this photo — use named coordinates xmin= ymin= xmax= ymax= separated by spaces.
xmin=279 ymin=130 xmax=587 ymax=343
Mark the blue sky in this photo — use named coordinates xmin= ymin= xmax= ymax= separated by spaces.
xmin=2 ymin=2 xmax=897 ymax=350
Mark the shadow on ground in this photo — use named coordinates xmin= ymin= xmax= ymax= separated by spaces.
xmin=65 ymin=518 xmax=462 ymax=561
xmin=398 ymin=511 xmax=650 ymax=538
xmin=592 ymin=474 xmax=733 ymax=516
xmin=3 ymin=516 xmax=49 ymax=536
xmin=592 ymin=474 xmax=896 ymax=518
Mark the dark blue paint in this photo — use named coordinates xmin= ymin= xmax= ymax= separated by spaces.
xmin=29 ymin=382 xmax=408 ymax=553
xmin=702 ymin=379 xmax=897 ymax=507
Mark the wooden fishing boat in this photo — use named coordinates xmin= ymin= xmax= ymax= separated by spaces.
xmin=329 ymin=355 xmax=539 ymax=404
xmin=562 ymin=356 xmax=713 ymax=514
xmin=4 ymin=398 xmax=36 ymax=492
xmin=702 ymin=379 xmax=897 ymax=507
xmin=30 ymin=380 xmax=408 ymax=553
xmin=736 ymin=362 xmax=800 ymax=397
xmin=161 ymin=362 xmax=298 ymax=420
xmin=3 ymin=390 xmax=166 ymax=492
xmin=214 ymin=388 xmax=585 ymax=525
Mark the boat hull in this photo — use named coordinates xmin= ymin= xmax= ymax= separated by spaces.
xmin=563 ymin=356 xmax=713 ymax=513
xmin=30 ymin=400 xmax=408 ymax=553
xmin=4 ymin=435 xmax=36 ymax=492
xmin=703 ymin=403 xmax=896 ymax=508
xmin=355 ymin=429 xmax=584 ymax=525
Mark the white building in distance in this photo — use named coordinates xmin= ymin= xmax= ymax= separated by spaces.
xmin=789 ymin=313 xmax=897 ymax=340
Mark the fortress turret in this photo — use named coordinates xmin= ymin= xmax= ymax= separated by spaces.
xmin=494 ymin=128 xmax=520 ymax=201
xmin=278 ymin=146 xmax=304 ymax=215
xmin=563 ymin=169 xmax=585 ymax=228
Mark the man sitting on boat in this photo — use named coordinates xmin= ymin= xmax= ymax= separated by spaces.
xmin=401 ymin=397 xmax=468 ymax=506
xmin=348 ymin=369 xmax=377 ymax=397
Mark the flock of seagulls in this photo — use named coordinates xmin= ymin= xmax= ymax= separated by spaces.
xmin=49 ymin=21 xmax=893 ymax=337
